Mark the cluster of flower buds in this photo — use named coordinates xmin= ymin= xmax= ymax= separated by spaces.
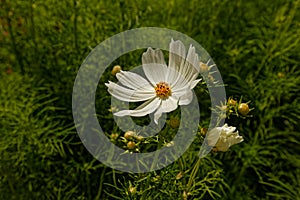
xmin=199 ymin=61 xmax=219 ymax=86
xmin=111 ymin=130 xmax=143 ymax=152
xmin=227 ymin=97 xmax=253 ymax=118
xmin=199 ymin=96 xmax=254 ymax=152
xmin=216 ymin=97 xmax=253 ymax=119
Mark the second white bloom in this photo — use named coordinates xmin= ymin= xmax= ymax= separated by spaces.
xmin=207 ymin=124 xmax=244 ymax=152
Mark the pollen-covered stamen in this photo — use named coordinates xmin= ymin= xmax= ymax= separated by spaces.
xmin=155 ymin=82 xmax=172 ymax=99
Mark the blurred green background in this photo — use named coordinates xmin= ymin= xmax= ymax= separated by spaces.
xmin=1 ymin=0 xmax=300 ymax=199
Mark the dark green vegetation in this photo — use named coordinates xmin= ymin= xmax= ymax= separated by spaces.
xmin=1 ymin=0 xmax=299 ymax=199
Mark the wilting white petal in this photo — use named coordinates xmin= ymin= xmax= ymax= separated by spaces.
xmin=116 ymin=70 xmax=152 ymax=90
xmin=206 ymin=127 xmax=221 ymax=147
xmin=142 ymin=48 xmax=168 ymax=85
xmin=105 ymin=81 xmax=154 ymax=102
xmin=154 ymin=96 xmax=178 ymax=123
xmin=114 ymin=97 xmax=160 ymax=117
xmin=207 ymin=124 xmax=244 ymax=152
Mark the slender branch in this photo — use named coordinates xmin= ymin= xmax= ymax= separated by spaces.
xmin=186 ymin=157 xmax=201 ymax=193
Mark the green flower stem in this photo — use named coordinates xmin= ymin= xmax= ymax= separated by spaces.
xmin=186 ymin=157 xmax=202 ymax=193
xmin=95 ymin=167 xmax=106 ymax=200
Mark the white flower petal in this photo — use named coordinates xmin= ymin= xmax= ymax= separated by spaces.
xmin=190 ymin=78 xmax=201 ymax=89
xmin=154 ymin=96 xmax=178 ymax=124
xmin=142 ymin=48 xmax=168 ymax=85
xmin=227 ymin=134 xmax=244 ymax=146
xmin=206 ymin=127 xmax=222 ymax=146
xmin=166 ymin=67 xmax=187 ymax=88
xmin=167 ymin=41 xmax=200 ymax=88
xmin=172 ymin=84 xmax=190 ymax=98
xmin=161 ymin=96 xmax=178 ymax=112
xmin=114 ymin=97 xmax=161 ymax=117
xmin=179 ymin=45 xmax=199 ymax=84
xmin=116 ymin=70 xmax=152 ymax=90
xmin=168 ymin=39 xmax=186 ymax=73
xmin=178 ymin=89 xmax=193 ymax=105
xmin=105 ymin=81 xmax=154 ymax=102
xmin=215 ymin=140 xmax=230 ymax=152
xmin=185 ymin=45 xmax=200 ymax=73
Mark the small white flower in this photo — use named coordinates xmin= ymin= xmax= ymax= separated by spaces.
xmin=105 ymin=39 xmax=201 ymax=124
xmin=207 ymin=124 xmax=244 ymax=152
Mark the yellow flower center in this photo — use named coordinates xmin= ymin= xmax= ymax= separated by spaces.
xmin=155 ymin=82 xmax=172 ymax=99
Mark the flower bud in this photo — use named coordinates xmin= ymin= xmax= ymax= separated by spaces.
xmin=176 ymin=172 xmax=184 ymax=180
xmin=200 ymin=127 xmax=208 ymax=136
xmin=207 ymin=74 xmax=214 ymax=82
xmin=199 ymin=62 xmax=209 ymax=73
xmin=169 ymin=118 xmax=180 ymax=129
xmin=238 ymin=103 xmax=250 ymax=116
xmin=128 ymin=186 xmax=136 ymax=194
xmin=111 ymin=65 xmax=122 ymax=75
xmin=136 ymin=135 xmax=144 ymax=141
xmin=227 ymin=98 xmax=237 ymax=106
xmin=127 ymin=141 xmax=136 ymax=150
xmin=124 ymin=131 xmax=135 ymax=139
xmin=110 ymin=133 xmax=119 ymax=140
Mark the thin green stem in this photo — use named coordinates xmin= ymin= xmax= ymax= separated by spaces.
xmin=186 ymin=157 xmax=202 ymax=193
xmin=95 ymin=167 xmax=106 ymax=200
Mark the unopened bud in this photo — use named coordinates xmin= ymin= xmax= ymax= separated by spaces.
xmin=238 ymin=103 xmax=250 ymax=116
xmin=227 ymin=98 xmax=237 ymax=106
xmin=128 ymin=186 xmax=136 ymax=194
xmin=111 ymin=65 xmax=122 ymax=75
xmin=110 ymin=133 xmax=119 ymax=140
xmin=124 ymin=131 xmax=135 ymax=139
xmin=176 ymin=172 xmax=184 ymax=180
xmin=200 ymin=127 xmax=208 ymax=136
xmin=169 ymin=118 xmax=180 ymax=129
xmin=199 ymin=62 xmax=209 ymax=73
xmin=127 ymin=141 xmax=136 ymax=150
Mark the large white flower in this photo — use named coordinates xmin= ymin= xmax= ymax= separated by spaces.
xmin=207 ymin=124 xmax=244 ymax=152
xmin=105 ymin=39 xmax=201 ymax=124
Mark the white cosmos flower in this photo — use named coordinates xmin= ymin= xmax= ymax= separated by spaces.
xmin=105 ymin=39 xmax=201 ymax=124
xmin=207 ymin=124 xmax=244 ymax=152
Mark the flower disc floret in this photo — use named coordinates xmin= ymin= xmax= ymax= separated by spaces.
xmin=155 ymin=82 xmax=172 ymax=99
